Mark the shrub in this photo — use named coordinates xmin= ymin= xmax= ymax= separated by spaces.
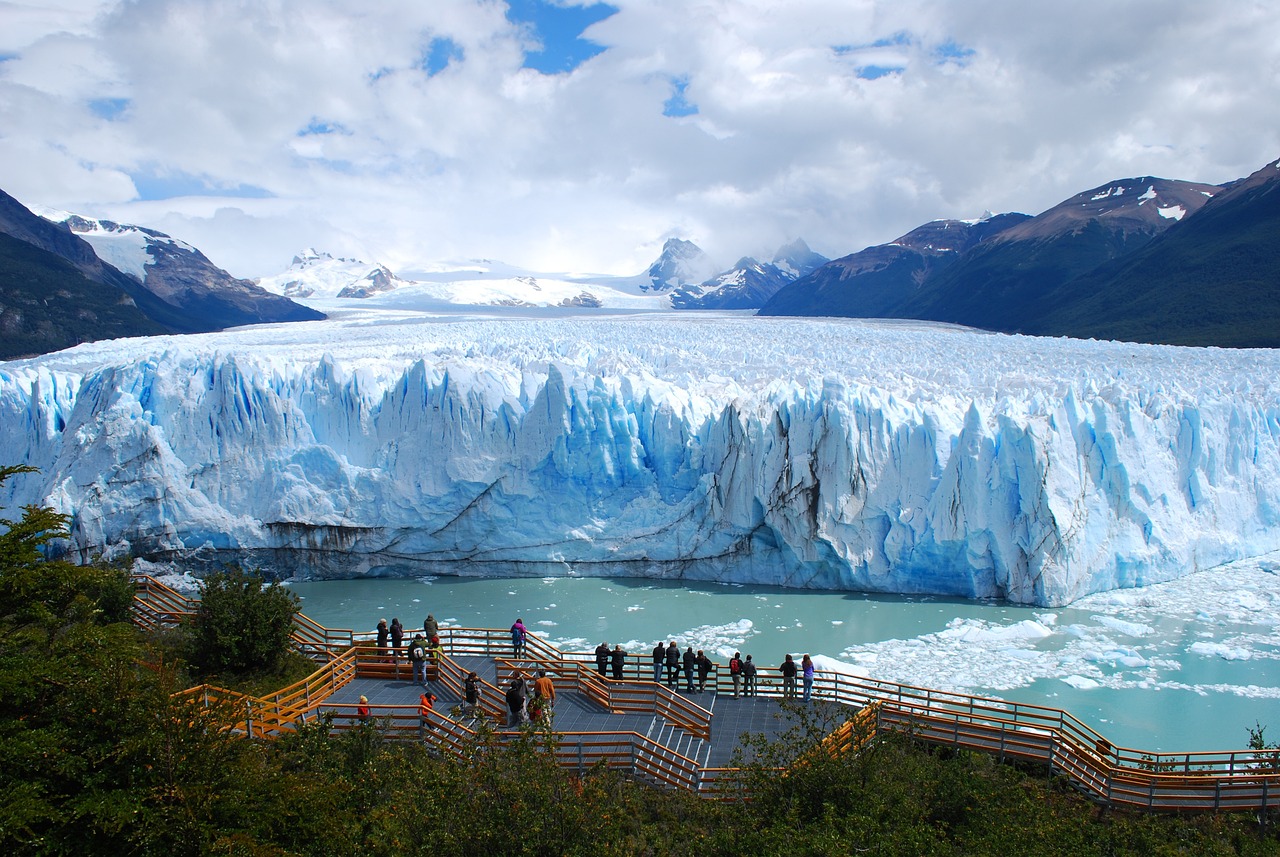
xmin=185 ymin=567 xmax=299 ymax=676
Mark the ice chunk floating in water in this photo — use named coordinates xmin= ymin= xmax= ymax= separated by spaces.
xmin=3 ymin=311 xmax=1280 ymax=607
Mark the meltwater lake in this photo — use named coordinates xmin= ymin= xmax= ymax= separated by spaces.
xmin=225 ymin=553 xmax=1280 ymax=754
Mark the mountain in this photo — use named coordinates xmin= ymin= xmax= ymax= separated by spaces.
xmin=36 ymin=210 xmax=325 ymax=331
xmin=642 ymin=238 xmax=719 ymax=291
xmin=0 ymin=188 xmax=325 ymax=359
xmin=1024 ymin=159 xmax=1280 ymax=347
xmin=0 ymin=231 xmax=168 ymax=359
xmin=896 ymin=177 xmax=1221 ymax=331
xmin=257 ymin=249 xmax=407 ymax=299
xmin=0 ymin=188 xmax=197 ymax=357
xmin=671 ymin=239 xmax=829 ymax=310
xmin=758 ymin=215 xmax=1029 ymax=318
xmin=759 ymin=169 xmax=1271 ymax=347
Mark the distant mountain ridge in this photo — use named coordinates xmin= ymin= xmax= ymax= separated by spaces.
xmin=671 ymin=238 xmax=829 ymax=309
xmin=0 ymin=188 xmax=323 ymax=359
xmin=761 ymin=161 xmax=1279 ymax=347
xmin=643 ymin=237 xmax=721 ymax=291
xmin=1024 ymin=159 xmax=1280 ymax=346
xmin=257 ymin=249 xmax=407 ymax=299
xmin=759 ymin=214 xmax=1029 ymax=318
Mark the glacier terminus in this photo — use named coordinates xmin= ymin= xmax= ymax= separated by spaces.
xmin=2 ymin=306 xmax=1278 ymax=608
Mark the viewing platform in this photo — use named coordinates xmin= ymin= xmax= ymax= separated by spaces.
xmin=136 ymin=574 xmax=1280 ymax=810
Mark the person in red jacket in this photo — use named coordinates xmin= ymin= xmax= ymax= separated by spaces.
xmin=419 ymin=691 xmax=437 ymax=737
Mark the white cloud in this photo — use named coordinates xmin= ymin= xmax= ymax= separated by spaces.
xmin=0 ymin=0 xmax=1277 ymax=279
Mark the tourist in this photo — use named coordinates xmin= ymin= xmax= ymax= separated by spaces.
xmin=428 ymin=635 xmax=444 ymax=679
xmin=511 ymin=618 xmax=528 ymax=657
xmin=390 ymin=616 xmax=404 ymax=656
xmin=682 ymin=646 xmax=696 ymax=692
xmin=780 ymin=653 xmax=797 ymax=700
xmin=728 ymin=651 xmax=743 ymax=698
xmin=408 ymin=633 xmax=429 ymax=684
xmin=356 ymin=694 xmax=370 ymax=724
xmin=465 ymin=671 xmax=481 ymax=715
xmin=652 ymin=641 xmax=666 ymax=682
xmin=423 ymin=613 xmax=439 ymax=640
xmin=611 ymin=644 xmax=625 ymax=680
xmin=375 ymin=618 xmax=389 ymax=658
xmin=664 ymin=641 xmax=680 ymax=689
xmin=505 ymin=677 xmax=527 ymax=727
xmin=742 ymin=655 xmax=757 ymax=696
xmin=696 ymin=650 xmax=713 ymax=692
xmin=534 ymin=669 xmax=556 ymax=721
xmin=595 ymin=641 xmax=610 ymax=676
xmin=802 ymin=654 xmax=815 ymax=702
xmin=419 ymin=691 xmax=437 ymax=737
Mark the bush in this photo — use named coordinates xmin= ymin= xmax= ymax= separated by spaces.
xmin=185 ymin=567 xmax=299 ymax=676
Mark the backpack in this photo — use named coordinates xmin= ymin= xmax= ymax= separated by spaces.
xmin=729 ymin=657 xmax=741 ymax=674
xmin=408 ymin=640 xmax=427 ymax=662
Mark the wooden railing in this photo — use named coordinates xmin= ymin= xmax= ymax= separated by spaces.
xmin=492 ymin=656 xmax=713 ymax=741
xmin=131 ymin=578 xmax=1280 ymax=810
xmin=131 ymin=573 xmax=196 ymax=630
xmin=314 ymin=699 xmax=711 ymax=792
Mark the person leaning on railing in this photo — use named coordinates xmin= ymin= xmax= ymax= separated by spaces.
xmin=742 ymin=655 xmax=757 ymax=696
xmin=696 ymin=650 xmax=713 ymax=693
xmin=664 ymin=642 xmax=680 ymax=689
xmin=780 ymin=654 xmax=797 ymax=700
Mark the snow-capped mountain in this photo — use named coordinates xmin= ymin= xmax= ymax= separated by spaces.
xmin=642 ymin=238 xmax=720 ymax=291
xmin=771 ymin=237 xmax=829 ymax=278
xmin=0 ymin=188 xmax=169 ymax=359
xmin=257 ymin=249 xmax=407 ymax=299
xmin=31 ymin=206 xmax=324 ymax=331
xmin=671 ymin=239 xmax=829 ymax=309
xmin=1024 ymin=159 xmax=1280 ymax=345
xmin=762 ymin=172 xmax=1237 ymax=343
xmin=4 ymin=305 xmax=1278 ymax=608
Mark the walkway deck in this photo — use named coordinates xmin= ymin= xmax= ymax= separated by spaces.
xmin=133 ymin=574 xmax=1280 ymax=810
xmin=325 ymin=654 xmax=831 ymax=768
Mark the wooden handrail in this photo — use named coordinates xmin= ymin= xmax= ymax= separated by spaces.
xmin=130 ymin=584 xmax=1280 ymax=810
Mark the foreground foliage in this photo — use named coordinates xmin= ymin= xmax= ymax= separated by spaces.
xmin=2 ymin=466 xmax=1279 ymax=855
xmin=185 ymin=566 xmax=300 ymax=678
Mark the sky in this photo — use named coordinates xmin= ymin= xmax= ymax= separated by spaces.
xmin=1 ymin=0 xmax=1278 ymax=280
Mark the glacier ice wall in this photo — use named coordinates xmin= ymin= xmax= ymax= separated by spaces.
xmin=2 ymin=312 xmax=1279 ymax=607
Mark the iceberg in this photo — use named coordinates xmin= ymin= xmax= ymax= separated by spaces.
xmin=2 ymin=307 xmax=1279 ymax=607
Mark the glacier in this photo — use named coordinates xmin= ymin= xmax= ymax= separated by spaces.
xmin=2 ymin=305 xmax=1279 ymax=607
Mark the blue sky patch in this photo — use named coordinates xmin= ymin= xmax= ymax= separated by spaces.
xmin=856 ymin=65 xmax=903 ymax=80
xmin=89 ymin=97 xmax=130 ymax=120
xmin=934 ymin=39 xmax=976 ymax=65
xmin=297 ymin=118 xmax=348 ymax=137
xmin=505 ymin=0 xmax=617 ymax=74
xmin=663 ymin=76 xmax=698 ymax=117
xmin=420 ymin=37 xmax=464 ymax=76
xmin=131 ymin=170 xmax=273 ymax=202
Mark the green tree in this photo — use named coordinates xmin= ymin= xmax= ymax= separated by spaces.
xmin=185 ymin=567 xmax=299 ymax=677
